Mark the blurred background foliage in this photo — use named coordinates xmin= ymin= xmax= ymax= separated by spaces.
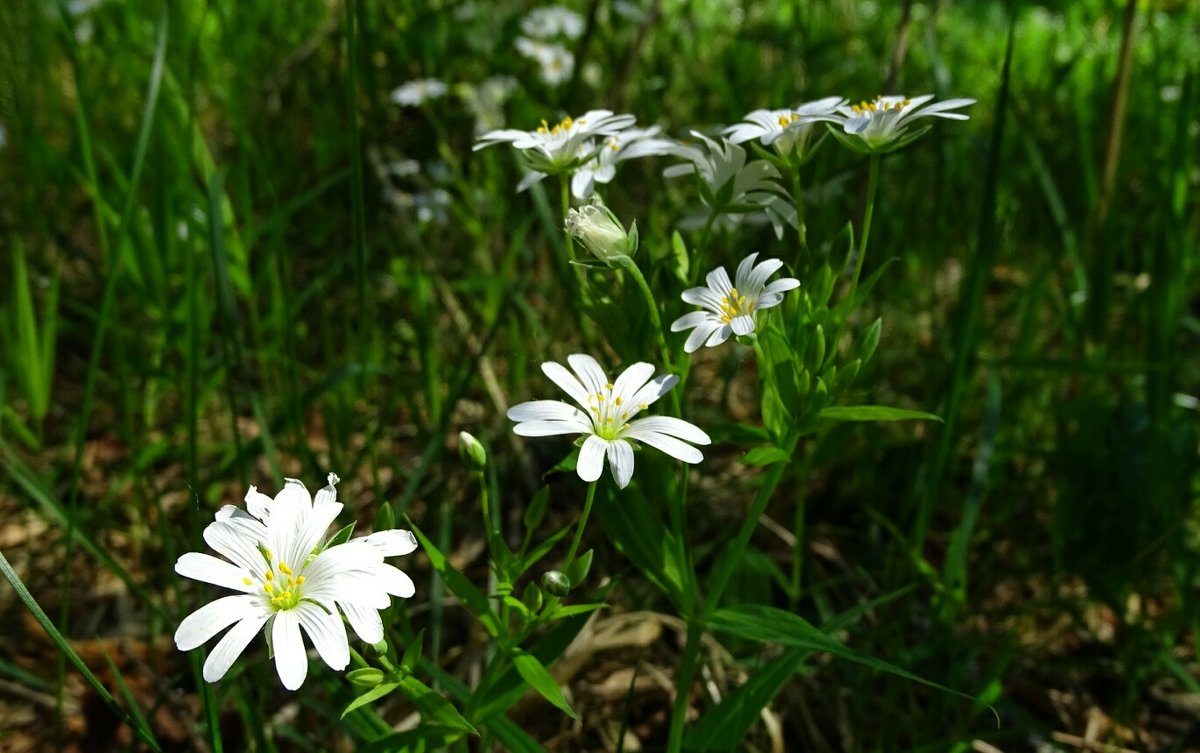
xmin=0 ymin=0 xmax=1198 ymax=750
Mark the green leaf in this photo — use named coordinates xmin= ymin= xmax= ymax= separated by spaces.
xmin=670 ymin=230 xmax=690 ymax=282
xmin=359 ymin=726 xmax=465 ymax=753
xmin=408 ymin=518 xmax=502 ymax=638
xmin=684 ymin=648 xmax=806 ymax=751
xmin=524 ymin=486 xmax=550 ymax=532
xmin=818 ymin=405 xmax=943 ymax=423
xmin=401 ymin=629 xmax=425 ymax=673
xmin=708 ymin=604 xmax=974 ymax=701
xmin=396 ymin=675 xmax=478 ymax=733
xmin=375 ymin=500 xmax=396 ymax=532
xmin=325 ymin=521 xmax=356 ymax=548
xmin=739 ymin=446 xmax=790 ymax=466
xmin=512 ymin=650 xmax=578 ymax=719
xmin=515 ymin=525 xmax=571 ymax=574
xmin=564 ymin=548 xmax=593 ymax=588
xmin=342 ymin=681 xmax=400 ymax=718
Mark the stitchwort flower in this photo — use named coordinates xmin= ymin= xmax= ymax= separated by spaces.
xmin=174 ymin=475 xmax=417 ymax=690
xmin=475 ymin=110 xmax=637 ymax=191
xmin=571 ymin=126 xmax=675 ymax=199
xmin=390 ymin=78 xmax=449 ymax=107
xmin=724 ymin=96 xmax=847 ymax=164
xmin=508 ymin=355 xmax=711 ymax=488
xmin=671 ymin=252 xmax=801 ymax=353
xmin=520 ymin=5 xmax=585 ymax=40
xmin=806 ymin=94 xmax=976 ymax=154
xmin=564 ymin=194 xmax=637 ymax=265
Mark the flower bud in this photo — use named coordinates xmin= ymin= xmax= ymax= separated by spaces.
xmin=458 ymin=431 xmax=487 ymax=471
xmin=541 ymin=570 xmax=571 ymax=597
xmin=564 ymin=195 xmax=636 ymax=266
xmin=346 ymin=667 xmax=385 ymax=687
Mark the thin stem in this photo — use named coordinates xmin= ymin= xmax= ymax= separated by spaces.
xmin=791 ymin=166 xmax=808 ymax=254
xmin=563 ymin=480 xmax=599 ymax=574
xmin=666 ymin=620 xmax=703 ymax=753
xmin=850 ymin=153 xmax=881 ymax=297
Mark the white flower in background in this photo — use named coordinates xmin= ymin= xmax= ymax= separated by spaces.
xmin=571 ymin=126 xmax=675 ymax=199
xmin=174 ymin=475 xmax=418 ymax=690
xmin=661 ymin=132 xmax=795 ymax=238
xmin=671 ymin=253 xmax=800 ymax=352
xmin=521 ymin=5 xmax=585 ymax=40
xmin=390 ymin=78 xmax=449 ymax=107
xmin=508 ymin=355 xmax=711 ymax=488
xmin=515 ymin=37 xmax=575 ymax=86
xmin=724 ymin=96 xmax=847 ymax=163
xmin=806 ymin=94 xmax=976 ymax=154
xmin=461 ymin=75 xmax=520 ymax=135
xmin=475 ymin=109 xmax=636 ymax=190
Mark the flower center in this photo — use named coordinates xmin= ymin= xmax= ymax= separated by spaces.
xmin=776 ymin=112 xmax=801 ymax=128
xmin=537 ymin=115 xmax=583 ymax=136
xmin=719 ymin=287 xmax=755 ymax=324
xmin=586 ymin=382 xmax=647 ymax=440
xmin=850 ymin=97 xmax=911 ymax=116
xmin=248 ymin=547 xmax=308 ymax=612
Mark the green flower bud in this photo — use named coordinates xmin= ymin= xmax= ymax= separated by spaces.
xmin=541 ymin=570 xmax=571 ymax=597
xmin=346 ymin=667 xmax=385 ymax=687
xmin=564 ymin=195 xmax=637 ymax=266
xmin=458 ymin=431 xmax=487 ymax=471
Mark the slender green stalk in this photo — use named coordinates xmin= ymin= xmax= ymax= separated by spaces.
xmin=791 ymin=166 xmax=808 ymax=254
xmin=665 ymin=619 xmax=703 ymax=753
xmin=563 ymin=481 xmax=598 ymax=573
xmin=850 ymin=153 xmax=881 ymax=297
xmin=620 ymin=258 xmax=679 ymax=414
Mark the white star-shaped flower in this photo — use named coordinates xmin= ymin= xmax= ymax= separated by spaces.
xmin=507 ymin=355 xmax=711 ymax=488
xmin=671 ymin=253 xmax=800 ymax=352
xmin=805 ymin=94 xmax=976 ymax=154
xmin=724 ymin=96 xmax=847 ymax=162
xmin=570 ymin=126 xmax=675 ymax=199
xmin=475 ymin=110 xmax=637 ymax=189
xmin=174 ymin=475 xmax=417 ymax=690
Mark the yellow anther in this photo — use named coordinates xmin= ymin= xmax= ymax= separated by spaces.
xmin=597 ymin=393 xmax=605 ymax=402
xmin=278 ymin=562 xmax=293 ymax=576
xmin=265 ymin=570 xmax=274 ymax=581
xmin=639 ymin=403 xmax=648 ymax=409
xmin=296 ymin=576 xmax=305 ymax=585
xmin=264 ymin=582 xmax=274 ymax=594
xmin=614 ymin=396 xmax=623 ymax=406
xmin=242 ymin=577 xmax=252 ymax=586
xmin=605 ymin=382 xmax=614 ymax=390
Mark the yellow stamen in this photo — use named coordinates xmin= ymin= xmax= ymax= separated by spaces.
xmin=278 ymin=562 xmax=293 ymax=576
xmin=242 ymin=577 xmax=252 ymax=586
xmin=265 ymin=570 xmax=274 ymax=581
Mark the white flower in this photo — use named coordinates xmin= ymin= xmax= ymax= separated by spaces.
xmin=390 ymin=79 xmax=449 ymax=107
xmin=571 ymin=126 xmax=675 ymax=199
xmin=462 ymin=75 xmax=520 ymax=135
xmin=507 ymin=355 xmax=711 ymax=488
xmin=515 ymin=37 xmax=575 ymax=86
xmin=671 ymin=253 xmax=800 ymax=352
xmin=806 ymin=94 xmax=976 ymax=154
xmin=723 ymin=96 xmax=847 ymax=162
xmin=521 ymin=6 xmax=585 ymax=40
xmin=174 ymin=475 xmax=418 ymax=690
xmin=474 ymin=109 xmax=636 ymax=189
xmin=661 ymin=132 xmax=795 ymax=238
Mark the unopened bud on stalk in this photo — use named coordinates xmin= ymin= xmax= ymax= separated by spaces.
xmin=564 ymin=194 xmax=638 ymax=266
xmin=541 ymin=570 xmax=571 ymax=597
xmin=458 ymin=431 xmax=487 ymax=471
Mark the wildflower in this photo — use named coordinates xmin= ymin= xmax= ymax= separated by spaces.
xmin=507 ymin=355 xmax=711 ymax=488
xmin=390 ymin=79 xmax=449 ymax=107
xmin=571 ymin=126 xmax=675 ymax=199
xmin=661 ymin=132 xmax=794 ymax=238
xmin=723 ymin=96 xmax=847 ymax=164
xmin=515 ymin=37 xmax=575 ymax=86
xmin=808 ymin=95 xmax=976 ymax=154
xmin=475 ymin=109 xmax=636 ymax=190
xmin=564 ymin=194 xmax=637 ymax=265
xmin=461 ymin=75 xmax=520 ymax=135
xmin=671 ymin=253 xmax=800 ymax=352
xmin=521 ymin=5 xmax=585 ymax=40
xmin=174 ymin=475 xmax=417 ymax=690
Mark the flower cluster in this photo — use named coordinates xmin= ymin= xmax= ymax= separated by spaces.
xmin=174 ymin=475 xmax=417 ymax=690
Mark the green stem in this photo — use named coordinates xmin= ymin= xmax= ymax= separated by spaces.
xmin=689 ymin=210 xmax=719 ymax=287
xmin=666 ymin=620 xmax=703 ymax=753
xmin=563 ymin=480 xmax=598 ymax=574
xmin=850 ymin=153 xmax=881 ymax=299
xmin=560 ymin=177 xmax=590 ymax=297
xmin=791 ymin=167 xmax=808 ymax=254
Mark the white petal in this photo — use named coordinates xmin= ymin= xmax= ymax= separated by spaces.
xmin=339 ymin=602 xmax=384 ymax=644
xmin=612 ymin=362 xmax=656 ymax=403
xmin=541 ymin=361 xmax=590 ymax=408
xmin=360 ymin=529 xmax=418 ymax=557
xmin=730 ymin=314 xmax=756 ymax=336
xmin=202 ymin=611 xmax=270 ymax=683
xmin=741 ymin=256 xmax=784 ymax=294
xmin=625 ymin=416 xmax=712 ymax=445
xmin=629 ymin=373 xmax=679 ymax=409
xmin=762 ymin=277 xmax=801 ymax=297
xmin=297 ymin=602 xmax=350 ymax=672
xmin=286 ymin=498 xmax=343 ymax=572
xmin=684 ymin=321 xmax=723 ymax=353
xmin=272 ymin=610 xmax=308 ymax=691
xmin=571 ymin=170 xmax=593 ymax=199
xmin=513 ymin=419 xmax=589 ymax=437
xmin=303 ymin=541 xmax=383 ymax=587
xmin=733 ymin=252 xmax=763 ymax=290
xmin=607 ymin=440 xmax=635 ymax=489
xmin=577 ymin=435 xmax=607 ymax=483
xmin=313 ymin=476 xmax=339 ymax=507
xmin=374 ymin=562 xmax=416 ymax=598
xmin=567 ymin=353 xmax=609 ymax=397
xmin=705 ymin=266 xmax=734 ymax=297
xmin=176 ymin=594 xmax=266 ymax=650
xmin=517 ymin=170 xmax=549 ymax=192
xmin=203 ymin=520 xmax=265 ymax=573
xmin=244 ymin=486 xmax=273 ymax=522
xmin=623 ymin=428 xmax=705 ymax=464
xmin=507 ymin=400 xmax=587 ymax=422
xmin=175 ymin=552 xmax=255 ymax=593
xmin=275 ymin=478 xmax=313 ymax=512
xmin=671 ymin=311 xmax=713 ymax=332
xmin=680 ymin=286 xmax=727 ymax=314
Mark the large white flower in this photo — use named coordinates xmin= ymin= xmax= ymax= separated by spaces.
xmin=571 ymin=126 xmax=675 ymax=199
xmin=174 ymin=475 xmax=417 ymax=691
xmin=671 ymin=253 xmax=800 ymax=353
xmin=804 ymin=94 xmax=976 ymax=154
xmin=724 ymin=96 xmax=847 ymax=162
xmin=475 ymin=110 xmax=636 ymax=189
xmin=507 ymin=355 xmax=711 ymax=488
